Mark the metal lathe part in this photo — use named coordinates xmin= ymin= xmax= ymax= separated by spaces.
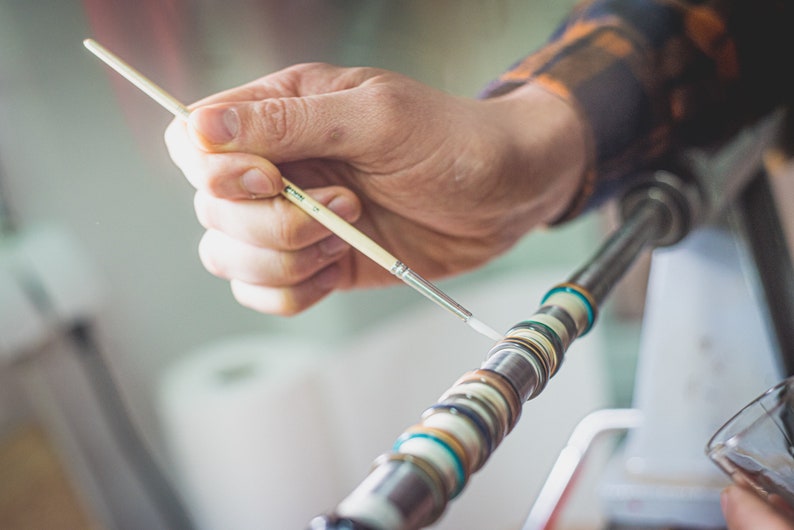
xmin=571 ymin=171 xmax=702 ymax=305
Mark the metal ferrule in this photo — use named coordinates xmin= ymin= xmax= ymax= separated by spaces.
xmin=390 ymin=261 xmax=409 ymax=277
xmin=394 ymin=266 xmax=472 ymax=321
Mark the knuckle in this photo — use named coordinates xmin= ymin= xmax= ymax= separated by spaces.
xmin=272 ymin=199 xmax=305 ymax=250
xmin=285 ymin=62 xmax=325 ymax=76
xmin=367 ymin=82 xmax=408 ymax=118
xmin=277 ymin=224 xmax=301 ymax=252
xmin=254 ymin=98 xmax=305 ymax=147
xmin=273 ymin=251 xmax=298 ymax=285
xmin=261 ymin=99 xmax=289 ymax=142
xmin=205 ymin=174 xmax=226 ymax=196
xmin=360 ymin=83 xmax=412 ymax=146
xmin=204 ymin=164 xmax=234 ymax=197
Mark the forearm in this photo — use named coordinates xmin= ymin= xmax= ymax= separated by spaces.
xmin=484 ymin=0 xmax=794 ymax=220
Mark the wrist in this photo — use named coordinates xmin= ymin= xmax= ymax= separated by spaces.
xmin=484 ymin=83 xmax=591 ymax=226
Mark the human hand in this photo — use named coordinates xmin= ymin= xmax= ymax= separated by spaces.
xmin=165 ymin=63 xmax=586 ymax=315
xmin=721 ymin=484 xmax=794 ymax=530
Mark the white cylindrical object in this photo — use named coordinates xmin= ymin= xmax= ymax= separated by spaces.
xmin=625 ymin=228 xmax=782 ymax=479
xmin=602 ymin=227 xmax=784 ymax=527
xmin=158 ymin=336 xmax=342 ymax=530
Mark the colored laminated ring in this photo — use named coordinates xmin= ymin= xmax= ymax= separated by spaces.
xmin=441 ymin=385 xmax=508 ymax=446
xmin=541 ymin=283 xmax=597 ymax=335
xmin=405 ymin=425 xmax=470 ymax=477
xmin=464 ymin=354 xmax=523 ymax=420
xmin=373 ymin=452 xmax=448 ymax=524
xmin=437 ymin=393 xmax=503 ymax=454
xmin=453 ymin=370 xmax=521 ymax=435
xmin=393 ymin=428 xmax=468 ymax=499
xmin=499 ymin=335 xmax=553 ymax=379
xmin=530 ymin=306 xmax=578 ymax=348
xmin=471 ymin=369 xmax=523 ymax=430
xmin=481 ymin=343 xmax=546 ymax=403
xmin=515 ymin=321 xmax=564 ymax=363
xmin=422 ymin=403 xmax=491 ymax=471
xmin=508 ymin=325 xmax=561 ymax=376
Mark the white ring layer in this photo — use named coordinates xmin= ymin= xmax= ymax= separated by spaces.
xmin=528 ymin=313 xmax=571 ymax=348
xmin=439 ymin=395 xmax=499 ymax=448
xmin=422 ymin=412 xmax=481 ymax=471
xmin=396 ymin=437 xmax=460 ymax=495
xmin=447 ymin=381 xmax=510 ymax=435
xmin=543 ymin=291 xmax=590 ymax=335
xmin=508 ymin=327 xmax=558 ymax=374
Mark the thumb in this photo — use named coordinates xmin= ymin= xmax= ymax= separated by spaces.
xmin=188 ymin=93 xmax=369 ymax=163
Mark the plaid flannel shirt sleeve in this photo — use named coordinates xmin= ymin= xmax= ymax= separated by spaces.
xmin=482 ymin=0 xmax=794 ymax=222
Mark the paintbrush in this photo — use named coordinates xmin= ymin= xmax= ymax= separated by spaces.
xmin=83 ymin=38 xmax=502 ymax=341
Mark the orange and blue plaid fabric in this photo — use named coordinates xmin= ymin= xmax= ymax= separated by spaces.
xmin=483 ymin=0 xmax=794 ymax=221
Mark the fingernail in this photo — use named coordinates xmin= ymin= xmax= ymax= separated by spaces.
xmin=319 ymin=236 xmax=349 ymax=256
xmin=241 ymin=168 xmax=274 ymax=196
xmin=327 ymin=195 xmax=356 ymax=221
xmin=191 ymin=107 xmax=239 ymax=144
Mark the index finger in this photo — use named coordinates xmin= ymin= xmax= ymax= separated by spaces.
xmin=187 ymin=63 xmax=382 ymax=108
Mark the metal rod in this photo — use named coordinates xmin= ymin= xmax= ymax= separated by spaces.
xmin=568 ymin=200 xmax=667 ymax=305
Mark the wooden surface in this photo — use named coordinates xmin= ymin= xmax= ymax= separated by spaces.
xmin=0 ymin=423 xmax=97 ymax=529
